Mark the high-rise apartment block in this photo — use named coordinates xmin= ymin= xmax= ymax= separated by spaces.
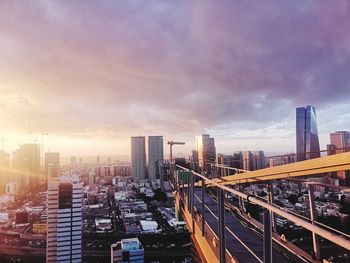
xmin=267 ymin=154 xmax=296 ymax=167
xmin=45 ymin=152 xmax=60 ymax=179
xmin=12 ymin=143 xmax=40 ymax=191
xmin=330 ymin=131 xmax=350 ymax=153
xmin=241 ymin=151 xmax=266 ymax=171
xmin=131 ymin=137 xmax=146 ymax=179
xmin=196 ymin=134 xmax=216 ymax=172
xmin=148 ymin=136 xmax=164 ymax=180
xmin=111 ymin=238 xmax=144 ymax=263
xmin=296 ymin=106 xmax=320 ymax=161
xmin=252 ymin=151 xmax=266 ymax=170
xmin=329 ymin=131 xmax=350 ymax=185
xmin=242 ymin=151 xmax=253 ymax=171
xmin=0 ymin=150 xmax=10 ymax=193
xmin=47 ymin=176 xmax=82 ymax=263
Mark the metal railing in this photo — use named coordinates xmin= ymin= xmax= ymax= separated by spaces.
xmin=170 ymin=153 xmax=350 ymax=263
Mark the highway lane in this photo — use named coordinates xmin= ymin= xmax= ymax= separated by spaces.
xmin=191 ymin=188 xmax=304 ymax=263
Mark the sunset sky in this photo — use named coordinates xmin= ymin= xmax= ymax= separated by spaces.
xmin=1 ymin=0 xmax=350 ymax=157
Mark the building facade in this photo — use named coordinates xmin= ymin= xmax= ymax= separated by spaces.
xmin=242 ymin=151 xmax=253 ymax=171
xmin=296 ymin=106 xmax=320 ymax=161
xmin=252 ymin=151 xmax=266 ymax=170
xmin=0 ymin=150 xmax=10 ymax=193
xmin=131 ymin=137 xmax=146 ymax=179
xmin=148 ymin=136 xmax=164 ymax=180
xmin=47 ymin=176 xmax=82 ymax=263
xmin=45 ymin=152 xmax=60 ymax=179
xmin=111 ymin=238 xmax=144 ymax=263
xmin=12 ymin=143 xmax=40 ymax=191
xmin=330 ymin=131 xmax=350 ymax=185
xmin=330 ymin=131 xmax=350 ymax=153
xmin=195 ymin=134 xmax=216 ymax=173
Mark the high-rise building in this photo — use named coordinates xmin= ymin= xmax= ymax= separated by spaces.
xmin=232 ymin=151 xmax=243 ymax=170
xmin=112 ymin=164 xmax=131 ymax=177
xmin=330 ymin=131 xmax=350 ymax=153
xmin=0 ymin=150 xmax=10 ymax=193
xmin=12 ymin=144 xmax=40 ymax=191
xmin=104 ymin=166 xmax=111 ymax=177
xmin=195 ymin=134 xmax=216 ymax=173
xmin=148 ymin=136 xmax=164 ymax=180
xmin=47 ymin=176 xmax=82 ymax=263
xmin=131 ymin=137 xmax=146 ymax=179
xmin=252 ymin=151 xmax=266 ymax=170
xmin=242 ymin=151 xmax=253 ymax=171
xmin=296 ymin=106 xmax=320 ymax=161
xmin=267 ymin=154 xmax=296 ymax=167
xmin=330 ymin=131 xmax=350 ymax=185
xmin=95 ymin=166 xmax=102 ymax=178
xmin=111 ymin=238 xmax=144 ymax=263
xmin=45 ymin=152 xmax=60 ymax=179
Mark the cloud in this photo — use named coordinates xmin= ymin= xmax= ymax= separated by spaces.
xmin=0 ymin=0 xmax=349 ymax=152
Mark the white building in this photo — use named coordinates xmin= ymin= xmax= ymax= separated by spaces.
xmin=148 ymin=136 xmax=163 ymax=180
xmin=47 ymin=176 xmax=83 ymax=263
xmin=140 ymin=220 xmax=158 ymax=233
xmin=111 ymin=238 xmax=144 ymax=263
xmin=131 ymin=137 xmax=146 ymax=179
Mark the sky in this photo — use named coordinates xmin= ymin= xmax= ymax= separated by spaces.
xmin=0 ymin=0 xmax=350 ymax=157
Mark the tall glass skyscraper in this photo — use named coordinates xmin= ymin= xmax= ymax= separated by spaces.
xmin=196 ymin=134 xmax=216 ymax=173
xmin=148 ymin=136 xmax=164 ymax=180
xmin=296 ymin=106 xmax=320 ymax=161
xmin=131 ymin=136 xmax=146 ymax=179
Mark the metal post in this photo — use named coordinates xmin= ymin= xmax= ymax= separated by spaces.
xmin=308 ymin=184 xmax=320 ymax=260
xmin=263 ymin=210 xmax=272 ymax=263
xmin=201 ymin=177 xmax=205 ymax=236
xmin=187 ymin=171 xmax=191 ymax=211
xmin=180 ymin=180 xmax=183 ymax=201
xmin=218 ymin=188 xmax=226 ymax=263
xmin=268 ymin=183 xmax=276 ymax=230
xmin=190 ymin=172 xmax=195 ymax=217
xmin=238 ymin=184 xmax=243 ymax=211
xmin=159 ymin=161 xmax=164 ymax=192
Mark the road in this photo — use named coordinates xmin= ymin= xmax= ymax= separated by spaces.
xmin=191 ymin=188 xmax=305 ymax=263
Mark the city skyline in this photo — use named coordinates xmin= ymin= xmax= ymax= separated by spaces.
xmin=1 ymin=1 xmax=350 ymax=156
xmin=1 ymin=1 xmax=350 ymax=263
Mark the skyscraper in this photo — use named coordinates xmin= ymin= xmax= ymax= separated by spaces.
xmin=330 ymin=131 xmax=350 ymax=185
xmin=330 ymin=131 xmax=350 ymax=153
xmin=12 ymin=143 xmax=40 ymax=191
xmin=242 ymin=151 xmax=253 ymax=171
xmin=0 ymin=150 xmax=10 ymax=193
xmin=296 ymin=106 xmax=320 ymax=161
xmin=47 ymin=176 xmax=82 ymax=263
xmin=45 ymin=152 xmax=60 ymax=179
xmin=131 ymin=137 xmax=146 ymax=179
xmin=148 ymin=136 xmax=164 ymax=180
xmin=196 ymin=134 xmax=216 ymax=173
xmin=252 ymin=151 xmax=266 ymax=170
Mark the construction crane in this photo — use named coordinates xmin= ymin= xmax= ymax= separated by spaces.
xmin=167 ymin=141 xmax=185 ymax=163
